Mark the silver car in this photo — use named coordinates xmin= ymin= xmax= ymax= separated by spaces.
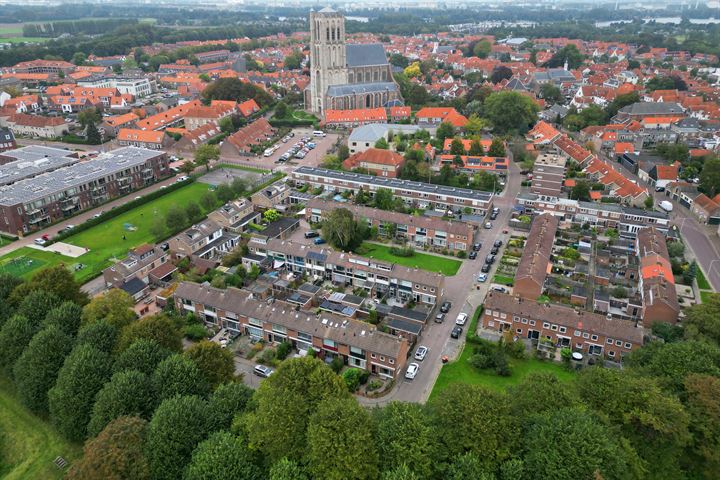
xmin=414 ymin=346 xmax=428 ymax=361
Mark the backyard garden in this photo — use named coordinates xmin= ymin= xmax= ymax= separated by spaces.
xmin=355 ymin=242 xmax=462 ymax=276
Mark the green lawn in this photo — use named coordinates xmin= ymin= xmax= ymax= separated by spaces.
xmin=493 ymin=274 xmax=514 ymax=286
xmin=1 ymin=37 xmax=51 ymax=43
xmin=429 ymin=307 xmax=575 ymax=401
xmin=216 ymin=163 xmax=269 ymax=174
xmin=0 ymin=25 xmax=23 ymax=35
xmin=700 ymin=290 xmax=717 ymax=304
xmin=0 ymin=182 xmax=213 ymax=282
xmin=356 ymin=243 xmax=462 ymax=276
xmin=696 ymin=268 xmax=712 ymax=290
xmin=0 ymin=377 xmax=81 ymax=480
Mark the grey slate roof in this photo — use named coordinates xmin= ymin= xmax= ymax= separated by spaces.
xmin=327 ymin=81 xmax=398 ymax=97
xmin=0 ymin=146 xmax=78 ymax=186
xmin=348 ymin=123 xmax=424 ymax=143
xmin=619 ymin=102 xmax=684 ymax=116
xmin=346 ymin=43 xmax=388 ymax=67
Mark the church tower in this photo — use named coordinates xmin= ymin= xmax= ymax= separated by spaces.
xmin=308 ymin=7 xmax=348 ymax=114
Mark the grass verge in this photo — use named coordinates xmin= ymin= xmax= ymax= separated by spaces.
xmin=696 ymin=268 xmax=712 ymax=291
xmin=429 ymin=306 xmax=574 ymax=400
xmin=215 ymin=163 xmax=269 ymax=174
xmin=0 ymin=377 xmax=81 ymax=480
xmin=356 ymin=242 xmax=462 ymax=276
xmin=493 ymin=274 xmax=514 ymax=286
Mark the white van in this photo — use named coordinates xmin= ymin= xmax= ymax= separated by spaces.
xmin=263 ymin=148 xmax=275 ymax=157
xmin=313 ymin=130 xmax=326 ymax=137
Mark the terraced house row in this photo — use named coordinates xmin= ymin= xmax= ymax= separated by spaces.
xmin=245 ymin=238 xmax=445 ymax=305
xmin=174 ymin=282 xmax=410 ymax=379
xmin=305 ymin=198 xmax=475 ymax=253
xmin=292 ymin=166 xmax=494 ymax=215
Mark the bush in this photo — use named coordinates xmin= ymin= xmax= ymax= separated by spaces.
xmin=307 ymin=347 xmax=317 ymax=358
xmin=259 ymin=348 xmax=276 ymax=366
xmin=366 ymin=380 xmax=382 ymax=391
xmin=358 ymin=369 xmax=370 ymax=385
xmin=342 ymin=368 xmax=363 ymax=392
xmin=468 ymin=353 xmax=491 ymax=370
xmin=388 ymin=246 xmax=415 ymax=257
xmin=183 ymin=323 xmax=209 ymax=341
xmin=330 ymin=357 xmax=344 ymax=373
xmin=456 ymin=251 xmax=467 ymax=258
xmin=276 ymin=341 xmax=292 ymax=361
xmin=494 ymin=352 xmax=511 ymax=376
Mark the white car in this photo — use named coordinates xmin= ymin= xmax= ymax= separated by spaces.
xmin=414 ymin=346 xmax=428 ymax=361
xmin=484 ymin=222 xmax=493 ymax=229
xmin=455 ymin=313 xmax=468 ymax=326
xmin=177 ymin=175 xmax=189 ymax=182
xmin=477 ymin=273 xmax=488 ymax=283
xmin=405 ymin=362 xmax=419 ymax=380
xmin=253 ymin=365 xmax=274 ymax=378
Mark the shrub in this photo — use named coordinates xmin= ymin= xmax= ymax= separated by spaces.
xmin=358 ymin=369 xmax=370 ymax=385
xmin=276 ymin=341 xmax=292 ymax=361
xmin=366 ymin=379 xmax=382 ymax=391
xmin=259 ymin=348 xmax=276 ymax=366
xmin=389 ymin=246 xmax=415 ymax=257
xmin=307 ymin=347 xmax=317 ymax=358
xmin=468 ymin=353 xmax=491 ymax=370
xmin=456 ymin=251 xmax=467 ymax=259
xmin=342 ymin=368 xmax=363 ymax=392
xmin=330 ymin=357 xmax=344 ymax=373
xmin=494 ymin=352 xmax=511 ymax=376
xmin=183 ymin=323 xmax=209 ymax=341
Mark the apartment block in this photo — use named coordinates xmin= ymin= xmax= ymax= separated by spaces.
xmin=530 ymin=153 xmax=566 ymax=199
xmin=305 ymin=198 xmax=474 ymax=253
xmin=0 ymin=146 xmax=78 ymax=185
xmin=483 ymin=291 xmax=644 ymax=362
xmin=246 ymin=238 xmax=445 ymax=305
xmin=514 ymin=214 xmax=558 ymax=300
xmin=0 ymin=147 xmax=168 ymax=235
xmin=174 ymin=282 xmax=410 ymax=378
xmin=292 ymin=167 xmax=494 ymax=215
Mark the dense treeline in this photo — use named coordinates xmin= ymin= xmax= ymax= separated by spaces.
xmin=1 ymin=261 xmax=720 ymax=479
xmin=22 ymin=19 xmax=139 ymax=38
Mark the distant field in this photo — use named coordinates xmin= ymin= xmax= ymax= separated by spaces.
xmin=0 ymin=25 xmax=23 ymax=35
xmin=1 ymin=37 xmax=51 ymax=44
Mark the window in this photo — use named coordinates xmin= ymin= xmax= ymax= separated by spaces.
xmin=513 ymin=315 xmax=520 ymax=322
xmin=559 ymin=327 xmax=566 ymax=333
xmin=624 ymin=342 xmax=632 ymax=349
xmin=607 ymin=338 xmax=613 ymax=344
xmin=543 ymin=322 xmax=550 ymax=328
xmin=521 ymin=318 xmax=528 ymax=324
xmin=591 ymin=335 xmax=598 ymax=341
xmin=574 ymin=330 xmax=580 ymax=336
xmin=380 ymin=356 xmax=385 ymax=361
xmin=370 ymin=353 xmax=376 ymax=359
xmin=529 ymin=320 xmax=536 ymax=326
xmin=516 ymin=328 xmax=522 ymax=334
xmin=582 ymin=332 xmax=590 ymax=339
xmin=550 ymin=325 xmax=558 ymax=331
xmin=389 ymin=359 xmax=394 ymax=364
xmin=608 ymin=350 xmax=616 ymax=357
xmin=615 ymin=340 xmax=622 ymax=346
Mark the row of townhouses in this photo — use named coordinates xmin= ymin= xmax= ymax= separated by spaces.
xmin=245 ymin=237 xmax=445 ymax=306
xmin=305 ymin=198 xmax=475 ymax=253
xmin=174 ymin=282 xmax=410 ymax=379
xmin=292 ymin=166 xmax=494 ymax=215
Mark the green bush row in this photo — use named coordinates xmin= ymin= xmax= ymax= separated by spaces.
xmin=269 ymin=118 xmax=315 ymax=127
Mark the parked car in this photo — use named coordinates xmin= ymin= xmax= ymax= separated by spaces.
xmin=477 ymin=273 xmax=488 ymax=282
xmin=304 ymin=230 xmax=319 ymax=239
xmin=313 ymin=237 xmax=326 ymax=245
xmin=440 ymin=301 xmax=451 ymax=313
xmin=469 ymin=251 xmax=477 ymax=260
xmin=414 ymin=346 xmax=428 ymax=361
xmin=451 ymin=326 xmax=463 ymax=339
xmin=61 ymin=224 xmax=76 ymax=233
xmin=493 ymin=286 xmax=507 ymax=293
xmin=405 ymin=362 xmax=419 ymax=380
xmin=490 ymin=246 xmax=499 ymax=255
xmin=472 ymin=243 xmax=482 ymax=251
xmin=34 ymin=237 xmax=48 ymax=246
xmin=494 ymin=239 xmax=503 ymax=247
xmin=655 ymin=186 xmax=665 ymax=192
xmin=481 ymin=263 xmax=491 ymax=273
xmin=455 ymin=313 xmax=468 ymax=326
xmin=485 ymin=254 xmax=495 ymax=264
xmin=489 ymin=212 xmax=498 ymax=220
xmin=253 ymin=365 xmax=274 ymax=378
xmin=434 ymin=312 xmax=445 ymax=323
xmin=484 ymin=222 xmax=492 ymax=229
xmin=177 ymin=176 xmax=189 ymax=182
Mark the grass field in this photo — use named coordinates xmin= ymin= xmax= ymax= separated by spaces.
xmin=1 ymin=37 xmax=51 ymax=43
xmin=429 ymin=307 xmax=575 ymax=401
xmin=696 ymin=268 xmax=712 ymax=290
xmin=493 ymin=274 xmax=514 ymax=286
xmin=216 ymin=163 xmax=269 ymax=174
xmin=0 ymin=25 xmax=23 ymax=35
xmin=356 ymin=243 xmax=462 ymax=276
xmin=0 ymin=182 xmax=213 ymax=282
xmin=0 ymin=377 xmax=81 ymax=480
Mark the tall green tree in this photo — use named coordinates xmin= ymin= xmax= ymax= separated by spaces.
xmin=306 ymin=397 xmax=379 ymax=480
xmin=146 ymin=395 xmax=212 ymax=480
xmin=87 ymin=370 xmax=156 ymax=438
xmin=116 ymin=314 xmax=183 ymax=353
xmin=488 ymin=138 xmax=506 ymax=157
xmin=49 ymin=344 xmax=113 ymax=441
xmin=270 ymin=458 xmax=309 ymax=480
xmin=184 ymin=340 xmax=236 ymax=390
xmin=509 ymin=372 xmax=579 ymax=421
xmin=10 ymin=264 xmax=87 ymax=306
xmin=699 ymin=156 xmax=720 ymax=197
xmin=16 ymin=289 xmax=61 ymax=324
xmin=43 ymin=301 xmax=83 ymax=336
xmin=152 ymin=354 xmax=210 ymax=402
xmin=436 ymin=122 xmax=455 ymax=142
xmin=246 ymin=357 xmax=348 ymax=463
xmin=86 ymin=122 xmax=102 ymax=144
xmin=194 ymin=144 xmax=220 ymax=172
xmin=570 ymin=180 xmax=591 ymax=201
xmin=447 ymin=452 xmax=495 ymax=480
xmin=468 ymin=139 xmax=485 ymax=156
xmin=207 ymin=382 xmax=254 ymax=432
xmin=543 ymin=44 xmax=584 ymax=69
xmin=184 ymin=431 xmax=263 ymax=480
xmin=682 ymin=374 xmax=720 ymax=477
xmin=81 ymin=289 xmax=136 ymax=330
xmin=539 ymin=83 xmax=563 ymax=104
xmin=0 ymin=314 xmax=41 ymax=374
xmin=13 ymin=325 xmax=74 ymax=414
xmin=76 ymin=320 xmax=118 ymax=353
xmin=449 ymin=137 xmax=465 ymax=155
xmin=321 ymin=207 xmax=367 ymax=252
xmin=113 ymin=338 xmax=172 ymax=376
xmin=484 ymin=91 xmax=539 ymax=134
xmin=66 ymin=416 xmax=150 ymax=480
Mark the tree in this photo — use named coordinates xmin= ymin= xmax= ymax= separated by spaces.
xmin=605 ymin=91 xmax=640 ymax=118
xmin=539 ymin=83 xmax=563 ymax=104
xmin=15 ymin=289 xmax=61 ymax=324
xmin=152 ymin=354 xmax=210 ymax=402
xmin=185 ymin=431 xmax=263 ymax=480
xmin=374 ymin=187 xmax=400 ymax=211
xmin=656 ymin=142 xmax=689 ymax=163
xmin=429 ymin=384 xmax=518 ymax=469
xmin=218 ymin=116 xmax=234 ymax=134
xmin=488 ymin=138 xmax=506 ymax=157
xmin=490 ymin=65 xmax=513 ymax=84
xmin=468 ymin=139 xmax=485 ymax=156
xmin=464 ymin=114 xmax=486 ymax=136
xmin=200 ymin=191 xmax=218 ymax=211
xmin=338 ymin=144 xmax=350 ymax=162
xmin=382 ymin=464 xmax=419 ymax=480
xmin=82 ymin=289 xmax=136 ymax=330
xmin=375 ymin=401 xmax=436 ymax=479
xmin=231 ymin=177 xmax=247 ymax=196
xmin=403 ymin=62 xmax=421 ymax=78
xmin=87 ymin=370 xmax=155 ymax=438
xmin=576 ymin=367 xmax=690 ymax=476
xmin=450 ymin=137 xmax=465 ymax=155
xmin=113 ymin=338 xmax=171 ymax=377
xmin=321 ymin=207 xmax=367 ymax=252
xmin=283 ymin=50 xmax=304 ymax=70
xmin=274 ymin=101 xmax=289 ymax=118
xmin=15 ymin=265 xmax=87 ymax=305
xmin=185 ymin=201 xmax=203 ymax=223
xmin=165 ymin=205 xmax=187 ymax=232
xmin=76 ymin=320 xmax=118 ymax=353
xmin=389 ymin=53 xmax=409 ymax=68
xmin=473 ymin=40 xmax=492 ymax=59
xmin=216 ymin=183 xmax=235 ymax=203
xmin=13 ymin=325 xmax=73 ymax=414
xmin=184 ymin=340 xmax=235 ymax=390
xmin=180 ymin=161 xmax=195 ymax=176
xmin=194 ymin=144 xmax=220 ymax=172
xmin=543 ymin=44 xmax=584 ymax=69
xmin=484 ymin=91 xmax=539 ymax=134
xmin=570 ymin=180 xmax=591 ymax=201
xmin=0 ymin=315 xmax=41 ymax=374
xmin=49 ymin=344 xmax=113 ymax=441
xmin=43 ymin=301 xmax=83 ymax=336
xmin=116 ymin=314 xmax=183 ymax=353
xmin=683 ymin=293 xmax=720 ymax=344
xmin=436 ymin=121 xmax=455 ymax=142
xmin=644 ymin=195 xmax=654 ymax=209
xmin=509 ymin=372 xmax=578 ymax=421
xmin=198 ymin=73 xmax=211 ymax=83
xmin=263 ymin=208 xmax=280 ymax=223
xmin=86 ymin=122 xmax=102 ymax=144
xmin=306 ymin=397 xmax=379 ymax=480
xmin=202 ymin=77 xmax=274 ymax=107
xmin=66 ymin=416 xmax=150 ymax=480
xmin=270 ymin=458 xmax=309 ymax=480
xmin=146 ymin=395 xmax=212 ymax=480
xmin=78 ymin=107 xmax=101 ymax=128
xmin=246 ymin=357 xmax=348 ymax=462
xmin=683 ymin=374 xmax=720 ymax=476
xmin=447 ymin=452 xmax=494 ymax=480
xmin=375 ymin=137 xmax=389 ymax=149
xmin=700 ymin=156 xmax=720 ymax=197
xmin=207 ymin=382 xmax=254 ymax=432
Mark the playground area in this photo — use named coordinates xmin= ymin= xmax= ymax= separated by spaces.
xmin=0 ymin=254 xmax=48 ymax=277
xmin=199 ymin=165 xmax=267 ymax=188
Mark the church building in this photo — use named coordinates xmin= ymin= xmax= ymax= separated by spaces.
xmin=305 ymin=7 xmax=403 ymax=114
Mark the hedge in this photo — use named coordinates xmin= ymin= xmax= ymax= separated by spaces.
xmin=49 ymin=177 xmax=192 ymax=244
xmin=269 ymin=118 xmax=315 ymax=127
